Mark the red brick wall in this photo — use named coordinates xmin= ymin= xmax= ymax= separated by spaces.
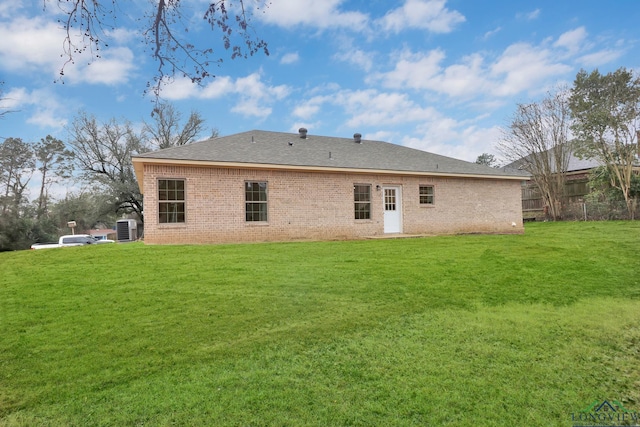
xmin=142 ymin=164 xmax=524 ymax=244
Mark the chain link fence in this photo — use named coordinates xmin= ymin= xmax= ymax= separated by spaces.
xmin=562 ymin=200 xmax=634 ymax=221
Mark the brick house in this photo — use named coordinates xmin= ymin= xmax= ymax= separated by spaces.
xmin=132 ymin=129 xmax=529 ymax=244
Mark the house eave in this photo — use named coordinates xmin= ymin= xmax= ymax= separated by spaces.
xmin=132 ymin=157 xmax=527 ymax=194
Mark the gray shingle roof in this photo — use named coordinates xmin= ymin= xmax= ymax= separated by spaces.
xmin=566 ymin=154 xmax=603 ymax=172
xmin=134 ymin=130 xmax=529 ymax=178
xmin=502 ymin=148 xmax=603 ymax=174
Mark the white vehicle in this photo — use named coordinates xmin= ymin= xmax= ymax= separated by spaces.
xmin=30 ymin=234 xmax=115 ymax=250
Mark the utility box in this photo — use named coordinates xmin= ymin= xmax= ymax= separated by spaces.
xmin=116 ymin=219 xmax=137 ymax=242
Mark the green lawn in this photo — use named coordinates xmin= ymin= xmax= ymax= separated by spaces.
xmin=1 ymin=221 xmax=639 ymax=426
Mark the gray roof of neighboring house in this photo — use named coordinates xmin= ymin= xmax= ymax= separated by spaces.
xmin=133 ymin=130 xmax=530 ymax=178
xmin=565 ymin=155 xmax=603 ymax=172
xmin=502 ymin=149 xmax=603 ymax=174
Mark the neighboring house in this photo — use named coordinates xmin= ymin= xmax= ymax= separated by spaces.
xmin=132 ymin=129 xmax=530 ymax=245
xmin=89 ymin=228 xmax=117 ymax=241
xmin=504 ymin=153 xmax=602 ymax=219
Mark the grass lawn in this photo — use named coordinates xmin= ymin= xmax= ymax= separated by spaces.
xmin=1 ymin=221 xmax=639 ymax=426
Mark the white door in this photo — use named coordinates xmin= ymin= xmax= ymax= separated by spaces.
xmin=383 ymin=186 xmax=402 ymax=233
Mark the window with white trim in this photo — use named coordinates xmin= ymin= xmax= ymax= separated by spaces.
xmin=245 ymin=181 xmax=268 ymax=222
xmin=354 ymin=184 xmax=371 ymax=220
xmin=158 ymin=179 xmax=185 ymax=223
xmin=419 ymin=185 xmax=434 ymax=205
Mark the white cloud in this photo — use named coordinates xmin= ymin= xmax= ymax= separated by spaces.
xmin=307 ymin=89 xmax=439 ymax=127
xmin=554 ymin=27 xmax=588 ymax=55
xmin=343 ymin=91 xmax=438 ymax=127
xmin=483 ymin=27 xmax=502 ymax=40
xmin=106 ymin=28 xmax=138 ymax=45
xmin=378 ymin=0 xmax=465 ymax=34
xmin=280 ymin=52 xmax=300 ymax=64
xmin=490 ymin=43 xmax=571 ymax=96
xmin=231 ymin=99 xmax=272 ymax=118
xmin=369 ymin=36 xmax=580 ymax=101
xmin=72 ymin=47 xmax=137 ymax=86
xmin=0 ymin=14 xmax=136 ymax=86
xmin=2 ymin=86 xmax=68 ymax=130
xmin=294 ymin=81 xmax=500 ymax=161
xmin=161 ymin=71 xmax=291 ymax=118
xmin=369 ymin=49 xmax=492 ymax=99
xmin=369 ymin=49 xmax=446 ymax=90
xmin=287 ymin=122 xmax=323 ymax=135
xmin=0 ymin=87 xmax=28 ymax=110
xmin=0 ymin=0 xmax=24 ymax=18
xmin=292 ymin=99 xmax=323 ymax=120
xmin=258 ymin=0 xmax=368 ymax=31
xmin=234 ymin=72 xmax=290 ymax=100
xmin=27 ymin=108 xmax=67 ymax=129
xmin=518 ymin=9 xmax=541 ymax=21
xmin=365 ymin=130 xmax=395 ymax=142
xmin=0 ymin=16 xmax=63 ymax=72
xmin=330 ymin=36 xmax=376 ymax=71
xmin=404 ymin=121 xmax=502 ymax=162
xmin=427 ymin=53 xmax=488 ymax=97
xmin=578 ymin=49 xmax=624 ymax=67
xmin=157 ymin=77 xmax=200 ymax=100
xmin=333 ymin=47 xmax=375 ymax=72
xmin=200 ymin=76 xmax=235 ymax=99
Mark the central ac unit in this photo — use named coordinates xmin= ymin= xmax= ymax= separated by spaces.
xmin=116 ymin=219 xmax=137 ymax=242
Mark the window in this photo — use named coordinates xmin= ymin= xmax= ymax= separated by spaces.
xmin=158 ymin=179 xmax=185 ymax=223
xmin=354 ymin=184 xmax=371 ymax=220
xmin=384 ymin=188 xmax=396 ymax=211
xmin=246 ymin=181 xmax=268 ymax=222
xmin=419 ymin=185 xmax=434 ymax=205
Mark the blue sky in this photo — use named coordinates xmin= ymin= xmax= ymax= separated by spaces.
xmin=1 ymin=0 xmax=638 ymax=164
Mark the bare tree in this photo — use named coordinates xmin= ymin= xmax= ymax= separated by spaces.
xmin=498 ymin=88 xmax=573 ymax=220
xmin=144 ymin=102 xmax=209 ymax=150
xmin=68 ymin=112 xmax=147 ymax=221
xmin=569 ymin=68 xmax=640 ymax=220
xmin=0 ymin=82 xmax=17 ymax=119
xmin=44 ymin=0 xmax=269 ymax=96
xmin=69 ymin=106 xmax=208 ymax=222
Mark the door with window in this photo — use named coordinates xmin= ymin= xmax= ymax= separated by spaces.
xmin=383 ymin=186 xmax=402 ymax=233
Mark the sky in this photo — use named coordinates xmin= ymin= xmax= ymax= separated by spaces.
xmin=1 ymin=0 xmax=639 ymax=165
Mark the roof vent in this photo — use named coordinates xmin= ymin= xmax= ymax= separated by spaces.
xmin=298 ymin=128 xmax=308 ymax=139
xmin=354 ymin=133 xmax=362 ymax=143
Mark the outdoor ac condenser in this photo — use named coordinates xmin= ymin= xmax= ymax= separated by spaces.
xmin=116 ymin=219 xmax=137 ymax=242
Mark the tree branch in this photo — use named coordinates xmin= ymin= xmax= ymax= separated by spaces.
xmin=44 ymin=0 xmax=269 ymax=98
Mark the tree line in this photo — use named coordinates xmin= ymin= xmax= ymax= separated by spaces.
xmin=494 ymin=67 xmax=640 ymax=221
xmin=0 ymin=103 xmax=212 ymax=251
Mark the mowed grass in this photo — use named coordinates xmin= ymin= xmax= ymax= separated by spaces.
xmin=1 ymin=221 xmax=639 ymax=426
